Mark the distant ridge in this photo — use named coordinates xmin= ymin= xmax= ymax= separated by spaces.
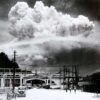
xmin=0 ymin=52 xmax=19 ymax=68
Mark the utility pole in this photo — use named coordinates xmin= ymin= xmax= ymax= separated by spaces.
xmin=65 ymin=68 xmax=68 ymax=91
xmin=12 ymin=50 xmax=16 ymax=94
xmin=59 ymin=68 xmax=62 ymax=89
xmin=67 ymin=68 xmax=70 ymax=90
xmin=74 ymin=65 xmax=79 ymax=89
xmin=63 ymin=65 xmax=66 ymax=89
xmin=72 ymin=65 xmax=74 ymax=89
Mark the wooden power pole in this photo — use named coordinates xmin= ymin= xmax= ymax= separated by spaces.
xmin=12 ymin=50 xmax=16 ymax=93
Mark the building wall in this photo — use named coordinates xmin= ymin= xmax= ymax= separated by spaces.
xmin=0 ymin=74 xmax=23 ymax=88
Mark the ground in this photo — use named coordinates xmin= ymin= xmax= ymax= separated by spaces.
xmin=0 ymin=94 xmax=6 ymax=100
xmin=0 ymin=89 xmax=100 ymax=100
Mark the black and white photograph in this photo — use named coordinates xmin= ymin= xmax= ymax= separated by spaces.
xmin=0 ymin=0 xmax=100 ymax=100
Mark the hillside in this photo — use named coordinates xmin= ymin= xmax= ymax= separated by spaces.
xmin=0 ymin=52 xmax=19 ymax=68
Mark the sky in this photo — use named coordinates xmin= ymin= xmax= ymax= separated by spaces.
xmin=0 ymin=0 xmax=100 ymax=20
xmin=0 ymin=0 xmax=100 ymax=75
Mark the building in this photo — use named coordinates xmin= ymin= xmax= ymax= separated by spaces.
xmin=0 ymin=68 xmax=57 ymax=89
xmin=0 ymin=68 xmax=31 ymax=88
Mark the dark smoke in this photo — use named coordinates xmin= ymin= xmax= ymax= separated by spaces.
xmin=46 ymin=47 xmax=100 ymax=75
xmin=46 ymin=47 xmax=100 ymax=66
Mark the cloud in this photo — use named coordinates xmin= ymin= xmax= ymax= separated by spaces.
xmin=0 ymin=20 xmax=13 ymax=43
xmin=8 ymin=1 xmax=94 ymax=40
xmin=0 ymin=1 xmax=99 ymax=74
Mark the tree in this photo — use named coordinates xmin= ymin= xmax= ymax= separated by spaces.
xmin=0 ymin=52 xmax=19 ymax=68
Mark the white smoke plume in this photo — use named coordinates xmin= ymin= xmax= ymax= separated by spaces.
xmin=8 ymin=1 xmax=94 ymax=40
xmin=3 ymin=1 xmax=99 ymax=71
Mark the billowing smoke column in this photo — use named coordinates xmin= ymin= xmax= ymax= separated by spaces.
xmin=8 ymin=1 xmax=94 ymax=40
xmin=7 ymin=1 xmax=99 ymax=74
